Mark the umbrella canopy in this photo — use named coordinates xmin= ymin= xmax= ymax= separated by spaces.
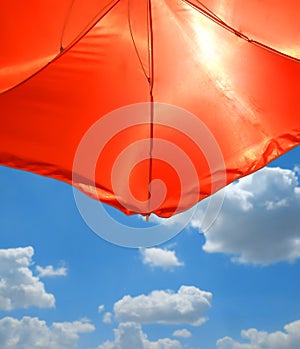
xmin=0 ymin=0 xmax=299 ymax=217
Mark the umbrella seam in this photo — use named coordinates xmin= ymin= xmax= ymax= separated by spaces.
xmin=147 ymin=0 xmax=155 ymax=216
xmin=181 ymin=0 xmax=300 ymax=63
xmin=59 ymin=0 xmax=76 ymax=52
xmin=127 ymin=0 xmax=150 ymax=82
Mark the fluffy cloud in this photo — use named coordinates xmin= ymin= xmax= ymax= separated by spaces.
xmin=0 ymin=247 xmax=55 ymax=310
xmin=114 ymin=285 xmax=212 ymax=326
xmin=0 ymin=316 xmax=94 ymax=349
xmin=103 ymin=312 xmax=113 ymax=324
xmin=192 ymin=167 xmax=300 ymax=265
xmin=36 ymin=265 xmax=67 ymax=277
xmin=173 ymin=329 xmax=192 ymax=338
xmin=97 ymin=322 xmax=182 ymax=349
xmin=217 ymin=319 xmax=300 ymax=349
xmin=98 ymin=304 xmax=105 ymax=313
xmin=140 ymin=247 xmax=184 ymax=270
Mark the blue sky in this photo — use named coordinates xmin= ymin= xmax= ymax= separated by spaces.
xmin=0 ymin=146 xmax=300 ymax=349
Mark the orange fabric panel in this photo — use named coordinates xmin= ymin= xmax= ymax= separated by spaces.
xmin=0 ymin=0 xmax=119 ymax=93
xmin=0 ymin=0 xmax=299 ymax=217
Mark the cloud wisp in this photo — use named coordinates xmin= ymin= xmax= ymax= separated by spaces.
xmin=36 ymin=265 xmax=67 ymax=277
xmin=173 ymin=328 xmax=192 ymax=338
xmin=103 ymin=312 xmax=113 ymax=324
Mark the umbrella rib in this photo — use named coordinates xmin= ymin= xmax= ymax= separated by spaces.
xmin=147 ymin=0 xmax=154 ymax=91
xmin=59 ymin=0 xmax=76 ymax=52
xmin=127 ymin=0 xmax=150 ymax=82
xmin=146 ymin=0 xmax=155 ymax=217
xmin=63 ymin=0 xmax=122 ymax=52
xmin=181 ymin=0 xmax=300 ymax=63
xmin=127 ymin=0 xmax=154 ymax=216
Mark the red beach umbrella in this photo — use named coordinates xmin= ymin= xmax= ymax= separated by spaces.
xmin=0 ymin=0 xmax=299 ymax=217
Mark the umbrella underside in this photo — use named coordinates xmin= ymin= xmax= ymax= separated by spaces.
xmin=0 ymin=0 xmax=299 ymax=217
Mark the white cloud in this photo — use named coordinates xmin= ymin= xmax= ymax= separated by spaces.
xmin=103 ymin=312 xmax=113 ymax=324
xmin=173 ymin=329 xmax=192 ymax=338
xmin=217 ymin=319 xmax=300 ymax=349
xmin=192 ymin=167 xmax=300 ymax=265
xmin=0 ymin=247 xmax=55 ymax=310
xmin=97 ymin=322 xmax=182 ymax=349
xmin=114 ymin=285 xmax=212 ymax=326
xmin=140 ymin=247 xmax=184 ymax=270
xmin=36 ymin=265 xmax=67 ymax=277
xmin=0 ymin=316 xmax=95 ymax=349
xmin=98 ymin=304 xmax=105 ymax=313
